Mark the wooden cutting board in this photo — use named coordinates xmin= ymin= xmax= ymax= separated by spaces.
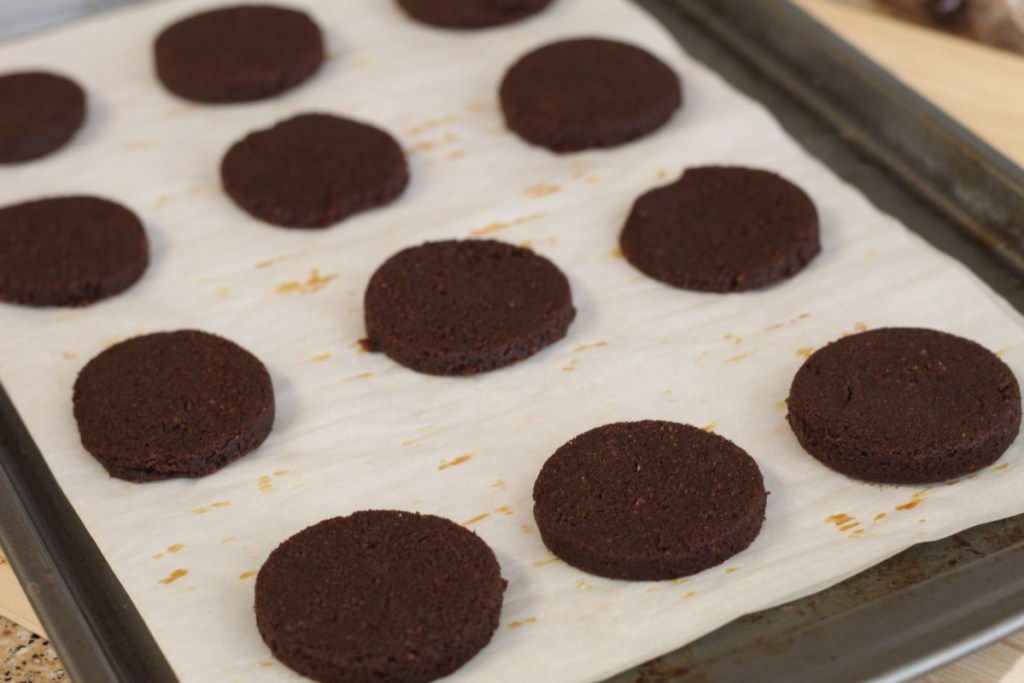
xmin=1 ymin=0 xmax=1023 ymax=679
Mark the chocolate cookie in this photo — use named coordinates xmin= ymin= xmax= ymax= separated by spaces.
xmin=73 ymin=330 xmax=274 ymax=482
xmin=221 ymin=113 xmax=409 ymax=228
xmin=154 ymin=5 xmax=323 ymax=103
xmin=0 ymin=72 xmax=86 ymax=163
xmin=787 ymin=328 xmax=1021 ymax=484
xmin=533 ymin=421 xmax=767 ymax=580
xmin=620 ymin=166 xmax=820 ymax=292
xmin=397 ymin=0 xmax=554 ymax=29
xmin=499 ymin=38 xmax=682 ymax=152
xmin=0 ymin=196 xmax=148 ymax=307
xmin=362 ymin=239 xmax=576 ymax=375
xmin=256 ymin=510 xmax=506 ymax=683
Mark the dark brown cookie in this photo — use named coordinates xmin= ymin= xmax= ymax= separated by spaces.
xmin=73 ymin=330 xmax=274 ymax=482
xmin=221 ymin=113 xmax=409 ymax=228
xmin=787 ymin=328 xmax=1021 ymax=484
xmin=154 ymin=5 xmax=323 ymax=103
xmin=256 ymin=510 xmax=506 ymax=683
xmin=0 ymin=196 xmax=148 ymax=307
xmin=0 ymin=72 xmax=86 ymax=163
xmin=499 ymin=38 xmax=682 ymax=152
xmin=362 ymin=239 xmax=575 ymax=375
xmin=533 ymin=421 xmax=767 ymax=580
xmin=620 ymin=166 xmax=820 ymax=292
xmin=396 ymin=0 xmax=554 ymax=29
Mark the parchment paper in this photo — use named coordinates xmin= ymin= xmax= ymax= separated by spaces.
xmin=2 ymin=0 xmax=1024 ymax=681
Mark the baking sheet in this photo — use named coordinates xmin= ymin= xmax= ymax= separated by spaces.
xmin=2 ymin=0 xmax=1024 ymax=681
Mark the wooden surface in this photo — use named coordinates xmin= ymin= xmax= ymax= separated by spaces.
xmin=796 ymin=0 xmax=1024 ymax=168
xmin=1 ymin=1 xmax=1023 ymax=681
xmin=0 ymin=552 xmax=44 ymax=637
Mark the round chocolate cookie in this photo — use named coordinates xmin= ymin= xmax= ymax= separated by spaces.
xmin=0 ymin=196 xmax=148 ymax=307
xmin=533 ymin=421 xmax=767 ymax=580
xmin=73 ymin=330 xmax=275 ymax=482
xmin=787 ymin=328 xmax=1021 ymax=484
xmin=362 ymin=239 xmax=576 ymax=375
xmin=221 ymin=113 xmax=409 ymax=228
xmin=499 ymin=38 xmax=682 ymax=152
xmin=154 ymin=5 xmax=323 ymax=103
xmin=396 ymin=0 xmax=554 ymax=29
xmin=0 ymin=71 xmax=86 ymax=163
xmin=256 ymin=510 xmax=506 ymax=683
xmin=620 ymin=166 xmax=820 ymax=292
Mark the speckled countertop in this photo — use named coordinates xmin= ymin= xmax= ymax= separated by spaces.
xmin=1 ymin=620 xmax=66 ymax=682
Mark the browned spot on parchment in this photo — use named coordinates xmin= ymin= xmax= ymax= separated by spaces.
xmin=259 ymin=476 xmax=273 ymax=493
xmin=574 ymin=342 xmax=608 ymax=353
xmin=239 ymin=571 xmax=257 ymax=580
xmin=533 ymin=557 xmax=559 ymax=568
xmin=343 ymin=372 xmax=374 ymax=382
xmin=702 ymin=422 xmax=718 ymax=433
xmin=562 ymin=359 xmax=578 ymax=372
xmin=256 ymin=255 xmax=288 ymax=269
xmin=796 ymin=347 xmax=814 ymax=359
xmin=492 ymin=479 xmax=506 ymax=489
xmin=439 ymin=454 xmax=473 ymax=471
xmin=159 ymin=569 xmax=188 ymax=585
xmin=514 ymin=212 xmax=546 ymax=225
xmin=407 ymin=114 xmax=460 ymax=136
xmin=167 ymin=544 xmax=184 ymax=554
xmin=524 ymin=183 xmax=560 ymax=198
xmin=469 ymin=221 xmax=509 ymax=237
xmin=724 ymin=334 xmax=742 ymax=345
xmin=308 ymin=353 xmax=332 ymax=363
xmin=826 ymin=513 xmax=854 ymax=526
xmin=895 ymin=488 xmax=931 ymax=511
xmin=462 ymin=512 xmax=490 ymax=526
xmin=193 ymin=501 xmax=231 ymax=514
xmin=724 ymin=350 xmax=758 ymax=364
xmin=274 ymin=269 xmax=338 ymax=295
xmin=154 ymin=194 xmax=176 ymax=209
xmin=508 ymin=617 xmax=538 ymax=628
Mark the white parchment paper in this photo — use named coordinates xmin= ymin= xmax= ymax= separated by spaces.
xmin=2 ymin=0 xmax=1024 ymax=681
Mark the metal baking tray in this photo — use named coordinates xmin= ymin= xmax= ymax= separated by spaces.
xmin=2 ymin=1 xmax=1024 ymax=681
